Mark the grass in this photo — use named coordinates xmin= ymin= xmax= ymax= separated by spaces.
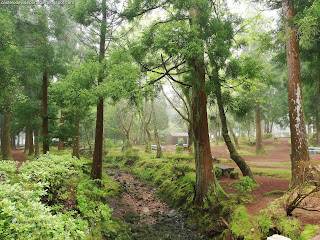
xmin=250 ymin=161 xmax=291 ymax=168
xmin=236 ymin=149 xmax=256 ymax=156
xmin=264 ymin=190 xmax=287 ymax=196
xmin=272 ymin=141 xmax=282 ymax=145
xmin=264 ymin=145 xmax=275 ymax=151
xmin=251 ymin=167 xmax=291 ymax=179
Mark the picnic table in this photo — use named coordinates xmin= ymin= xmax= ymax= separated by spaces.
xmin=309 ymin=147 xmax=320 ymax=154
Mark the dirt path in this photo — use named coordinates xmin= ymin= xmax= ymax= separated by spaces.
xmin=11 ymin=149 xmax=27 ymax=169
xmin=107 ymin=169 xmax=205 ymax=240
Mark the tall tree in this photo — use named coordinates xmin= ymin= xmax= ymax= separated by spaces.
xmin=282 ymin=0 xmax=310 ymax=187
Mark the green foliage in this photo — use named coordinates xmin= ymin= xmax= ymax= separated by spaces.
xmin=0 ymin=155 xmax=88 ymax=239
xmin=229 ymin=206 xmax=262 ymax=240
xmin=231 ymin=176 xmax=257 ymax=204
xmin=0 ymin=161 xmax=17 ymax=182
xmin=76 ymin=177 xmax=121 ymax=238
xmin=263 ymin=133 xmax=274 ymax=140
xmin=299 ymin=224 xmax=319 ymax=240
xmin=175 ymin=145 xmax=184 ymax=153
xmin=214 ymin=166 xmax=223 ymax=177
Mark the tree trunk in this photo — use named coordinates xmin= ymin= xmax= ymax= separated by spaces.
xmin=227 ymin=119 xmax=240 ymax=149
xmin=24 ymin=127 xmax=29 ymax=153
xmin=316 ymin=116 xmax=320 ymax=146
xmin=72 ymin=119 xmax=80 ymax=159
xmin=151 ymin=95 xmax=162 ymax=158
xmin=28 ymin=129 xmax=34 ymax=156
xmin=191 ymin=60 xmax=220 ymax=206
xmin=255 ymin=103 xmax=265 ymax=154
xmin=42 ymin=70 xmax=49 ymax=154
xmin=11 ymin=131 xmax=16 ymax=150
xmin=282 ymin=0 xmax=310 ymax=188
xmin=91 ymin=0 xmax=107 ymax=181
xmin=1 ymin=112 xmax=12 ymax=159
xmin=213 ymin=121 xmax=219 ymax=146
xmin=187 ymin=124 xmax=194 ymax=150
xmin=189 ymin=3 xmax=224 ymax=206
xmin=145 ymin=128 xmax=152 ymax=153
xmin=35 ymin=128 xmax=39 ymax=156
xmin=216 ymin=82 xmax=255 ymax=180
xmin=58 ymin=112 xmax=65 ymax=150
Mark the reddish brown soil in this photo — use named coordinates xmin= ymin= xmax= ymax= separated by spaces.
xmin=11 ymin=148 xmax=27 ymax=169
xmin=107 ymin=170 xmax=169 ymax=226
xmin=210 ymin=138 xmax=320 ymax=225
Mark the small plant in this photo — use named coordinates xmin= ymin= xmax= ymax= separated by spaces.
xmin=176 ymin=145 xmax=184 ymax=153
xmin=232 ymin=176 xmax=257 ymax=204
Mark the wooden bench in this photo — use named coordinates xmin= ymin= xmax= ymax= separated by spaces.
xmin=151 ymin=145 xmax=166 ymax=151
xmin=216 ymin=165 xmax=234 ymax=177
xmin=309 ymin=147 xmax=320 ymax=154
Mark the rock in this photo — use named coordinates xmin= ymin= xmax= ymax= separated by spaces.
xmin=167 ymin=209 xmax=178 ymax=218
xmin=141 ymin=207 xmax=150 ymax=214
xmin=267 ymin=234 xmax=291 ymax=240
xmin=312 ymin=236 xmax=320 ymax=240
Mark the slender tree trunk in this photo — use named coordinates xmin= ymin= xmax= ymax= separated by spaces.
xmin=255 ymin=103 xmax=265 ymax=154
xmin=227 ymin=119 xmax=240 ymax=149
xmin=91 ymin=0 xmax=106 ymax=181
xmin=151 ymin=95 xmax=162 ymax=158
xmin=1 ymin=112 xmax=12 ymax=159
xmin=35 ymin=128 xmax=39 ymax=156
xmin=216 ymin=82 xmax=255 ymax=180
xmin=58 ymin=112 xmax=65 ymax=150
xmin=145 ymin=128 xmax=152 ymax=153
xmin=24 ymin=127 xmax=29 ymax=153
xmin=189 ymin=3 xmax=224 ymax=206
xmin=42 ymin=70 xmax=49 ymax=154
xmin=213 ymin=121 xmax=219 ymax=146
xmin=28 ymin=129 xmax=34 ymax=156
xmin=72 ymin=119 xmax=80 ymax=159
xmin=11 ymin=132 xmax=16 ymax=150
xmin=282 ymin=0 xmax=309 ymax=188
xmin=316 ymin=116 xmax=320 ymax=146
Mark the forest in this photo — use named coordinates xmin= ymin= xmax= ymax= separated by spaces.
xmin=0 ymin=0 xmax=320 ymax=239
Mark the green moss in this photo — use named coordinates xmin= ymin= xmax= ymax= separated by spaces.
xmin=272 ymin=141 xmax=282 ymax=145
xmin=229 ymin=206 xmax=262 ymax=240
xmin=299 ymin=225 xmax=319 ymax=240
xmin=264 ymin=190 xmax=286 ymax=196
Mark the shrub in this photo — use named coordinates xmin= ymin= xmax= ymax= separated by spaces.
xmin=176 ymin=145 xmax=184 ymax=153
xmin=0 ymin=182 xmax=88 ymax=239
xmin=231 ymin=176 xmax=257 ymax=204
xmin=263 ymin=133 xmax=274 ymax=140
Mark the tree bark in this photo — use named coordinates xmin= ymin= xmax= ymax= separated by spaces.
xmin=255 ymin=103 xmax=265 ymax=154
xmin=34 ymin=128 xmax=39 ymax=156
xmin=91 ymin=0 xmax=106 ymax=181
xmin=282 ymin=0 xmax=310 ymax=188
xmin=151 ymin=95 xmax=162 ymax=158
xmin=28 ymin=129 xmax=34 ymax=156
xmin=216 ymin=82 xmax=255 ymax=180
xmin=227 ymin=119 xmax=240 ymax=149
xmin=58 ymin=111 xmax=65 ymax=150
xmin=72 ymin=119 xmax=80 ymax=159
xmin=187 ymin=124 xmax=194 ymax=150
xmin=1 ymin=112 xmax=12 ymax=159
xmin=42 ymin=70 xmax=49 ymax=154
xmin=24 ymin=127 xmax=29 ymax=153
